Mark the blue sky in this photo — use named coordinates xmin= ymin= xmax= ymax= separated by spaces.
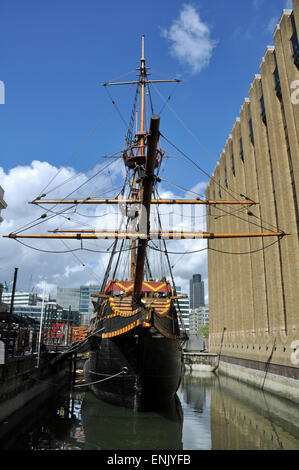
xmin=0 ymin=0 xmax=293 ymax=294
xmin=0 ymin=0 xmax=292 ymax=178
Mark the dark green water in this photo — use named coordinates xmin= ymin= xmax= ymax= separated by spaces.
xmin=0 ymin=372 xmax=299 ymax=450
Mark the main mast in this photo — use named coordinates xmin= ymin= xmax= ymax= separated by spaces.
xmin=131 ymin=35 xmax=161 ymax=301
xmin=132 ymin=114 xmax=160 ymax=301
xmin=130 ymin=35 xmax=146 ymax=282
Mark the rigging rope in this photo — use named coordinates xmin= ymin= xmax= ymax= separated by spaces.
xmin=150 ymin=82 xmax=286 ymax=234
xmin=37 ymin=84 xmax=135 ymax=198
xmin=13 ymin=238 xmax=134 ymax=254
xmin=148 ymin=237 xmax=283 ymax=256
xmin=125 ymin=83 xmax=140 ymax=146
xmin=42 ymin=146 xmax=125 ymax=197
xmin=159 ymin=153 xmax=281 ymax=233
xmin=151 ymin=81 xmax=223 ymax=166
xmin=153 ymin=186 xmax=187 ymax=334
xmin=59 ymin=239 xmax=104 ymax=284
xmin=160 ymin=132 xmax=243 ymax=202
xmin=158 ymin=81 xmax=180 ymax=115
xmin=12 ymin=159 xmax=120 ymax=235
xmin=104 ymin=85 xmax=131 ymax=131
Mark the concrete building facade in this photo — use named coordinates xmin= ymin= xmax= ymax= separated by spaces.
xmin=206 ymin=2 xmax=299 ymax=403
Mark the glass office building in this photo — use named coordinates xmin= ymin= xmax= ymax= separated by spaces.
xmin=56 ymin=287 xmax=80 ymax=311
xmin=56 ymin=285 xmax=100 ymax=326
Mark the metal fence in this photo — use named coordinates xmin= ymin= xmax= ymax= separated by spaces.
xmin=0 ymin=323 xmax=89 ymax=361
xmin=0 ymin=326 xmax=39 ymax=358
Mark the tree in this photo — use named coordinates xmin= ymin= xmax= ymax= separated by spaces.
xmin=197 ymin=324 xmax=209 ymax=338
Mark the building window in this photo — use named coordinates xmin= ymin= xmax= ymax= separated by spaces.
xmin=231 ymin=153 xmax=235 ymax=175
xmin=240 ymin=137 xmax=244 ymax=162
xmin=218 ymin=180 xmax=221 ymax=198
xmin=249 ymin=118 xmax=254 ymax=144
xmin=225 ymin=167 xmax=228 ymax=187
xmin=273 ymin=53 xmax=282 ymax=100
xmin=260 ymin=95 xmax=267 ymax=125
xmin=291 ymin=14 xmax=299 ymax=69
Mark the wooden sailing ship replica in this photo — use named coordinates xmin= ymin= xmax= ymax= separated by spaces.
xmin=3 ymin=36 xmax=289 ymax=411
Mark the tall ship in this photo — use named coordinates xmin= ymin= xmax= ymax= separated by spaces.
xmin=3 ymin=36 xmax=289 ymax=411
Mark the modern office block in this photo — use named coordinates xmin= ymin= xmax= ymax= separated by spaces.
xmin=189 ymin=274 xmax=205 ymax=309
xmin=189 ymin=306 xmax=209 ymax=334
xmin=176 ymin=286 xmax=190 ymax=333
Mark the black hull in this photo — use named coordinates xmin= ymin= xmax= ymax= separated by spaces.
xmin=84 ymin=330 xmax=183 ymax=411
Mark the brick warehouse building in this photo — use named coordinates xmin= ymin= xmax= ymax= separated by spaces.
xmin=206 ymin=2 xmax=299 ymax=402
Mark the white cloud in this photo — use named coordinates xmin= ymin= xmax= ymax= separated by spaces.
xmin=161 ymin=4 xmax=217 ymax=75
xmin=35 ymin=280 xmax=58 ymax=298
xmin=0 ymin=160 xmax=124 ymax=296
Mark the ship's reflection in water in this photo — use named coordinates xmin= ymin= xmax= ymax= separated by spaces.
xmin=81 ymin=392 xmax=183 ymax=450
xmin=1 ymin=372 xmax=299 ymax=450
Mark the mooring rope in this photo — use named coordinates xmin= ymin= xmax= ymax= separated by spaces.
xmin=73 ymin=366 xmax=128 ymax=388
